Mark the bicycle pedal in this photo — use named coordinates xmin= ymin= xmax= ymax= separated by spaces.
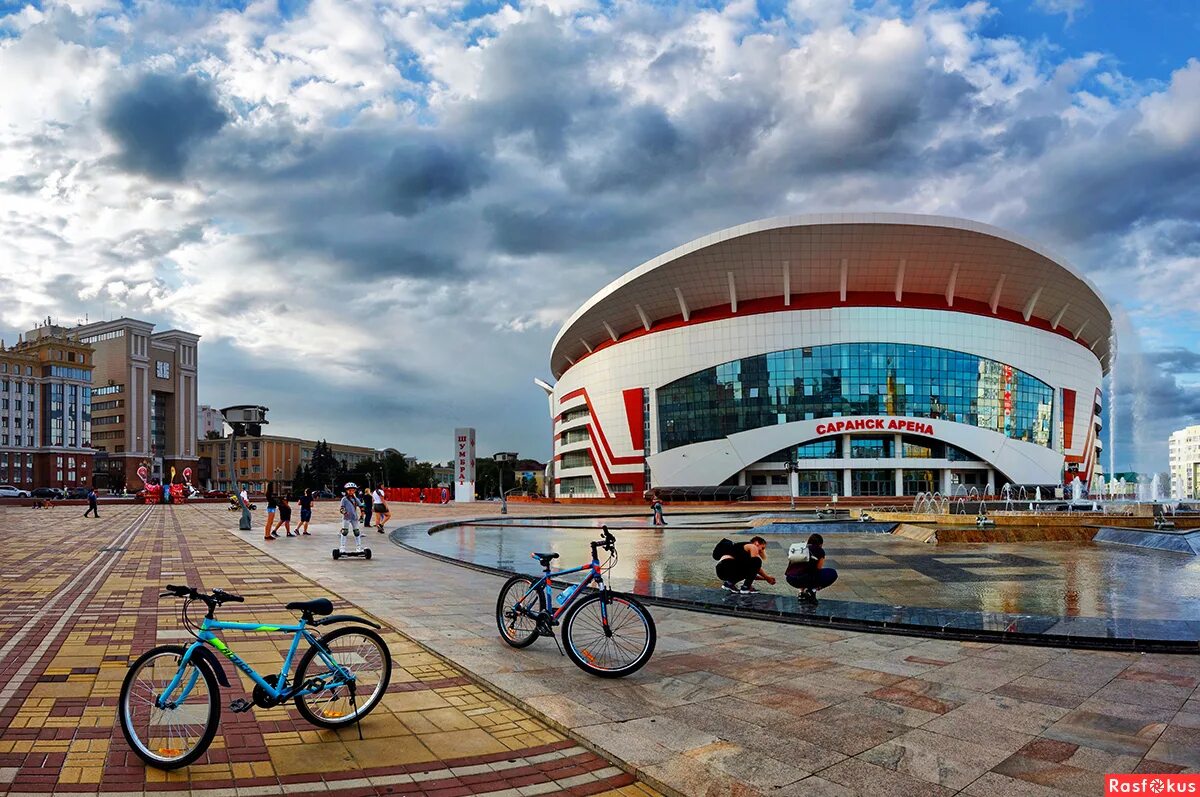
xmin=229 ymin=698 xmax=254 ymax=713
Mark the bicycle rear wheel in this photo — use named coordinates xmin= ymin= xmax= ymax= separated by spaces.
xmin=294 ymin=626 xmax=391 ymax=729
xmin=119 ymin=645 xmax=220 ymax=769
xmin=561 ymin=593 xmax=656 ymax=678
xmin=496 ymin=575 xmax=544 ymax=648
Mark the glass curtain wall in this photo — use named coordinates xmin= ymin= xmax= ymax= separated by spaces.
xmin=658 ymin=342 xmax=1054 ymax=451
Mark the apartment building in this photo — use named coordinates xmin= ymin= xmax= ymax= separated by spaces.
xmin=75 ymin=318 xmax=200 ymax=490
xmin=1168 ymin=424 xmax=1200 ymax=499
xmin=198 ymin=434 xmax=376 ymax=493
xmin=0 ymin=323 xmax=95 ymax=487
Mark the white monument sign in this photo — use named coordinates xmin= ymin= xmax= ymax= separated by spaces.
xmin=454 ymin=427 xmax=476 ymax=503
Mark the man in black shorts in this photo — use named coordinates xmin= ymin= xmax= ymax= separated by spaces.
xmin=714 ymin=536 xmax=776 ymax=594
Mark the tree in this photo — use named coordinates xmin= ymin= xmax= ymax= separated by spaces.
xmin=308 ymin=440 xmax=341 ymax=492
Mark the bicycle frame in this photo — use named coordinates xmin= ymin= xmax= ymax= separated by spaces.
xmin=517 ymin=553 xmax=608 ymax=625
xmin=157 ymin=617 xmax=351 ymax=707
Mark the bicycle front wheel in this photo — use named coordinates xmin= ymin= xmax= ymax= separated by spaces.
xmin=294 ymin=626 xmax=392 ymax=729
xmin=119 ymin=645 xmax=220 ymax=770
xmin=496 ymin=575 xmax=544 ymax=648
xmin=561 ymin=593 xmax=656 ymax=678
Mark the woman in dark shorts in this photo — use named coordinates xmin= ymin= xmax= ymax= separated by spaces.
xmin=785 ymin=532 xmax=838 ymax=604
xmin=297 ymin=488 xmax=313 ymax=535
xmin=276 ymin=493 xmax=294 ymax=537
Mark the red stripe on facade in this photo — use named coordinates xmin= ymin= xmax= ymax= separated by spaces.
xmin=622 ymin=388 xmax=645 ymax=452
xmin=559 ymin=291 xmax=1100 ymax=376
xmin=1061 ymin=389 xmax=1077 ymax=451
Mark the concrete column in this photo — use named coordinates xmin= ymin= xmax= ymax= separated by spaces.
xmin=942 ymin=468 xmax=953 ymax=494
xmin=987 ymin=468 xmax=996 ymax=497
xmin=894 ymin=466 xmax=904 ymax=497
xmin=894 ymin=433 xmax=903 ymax=459
xmin=842 ymin=434 xmax=852 ymax=458
xmin=843 ymin=468 xmax=853 ymax=497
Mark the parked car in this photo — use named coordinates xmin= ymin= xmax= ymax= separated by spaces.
xmin=32 ymin=487 xmax=65 ymax=499
xmin=0 ymin=484 xmax=31 ymax=498
xmin=314 ymin=490 xmax=334 ymax=499
xmin=66 ymin=487 xmax=90 ymax=499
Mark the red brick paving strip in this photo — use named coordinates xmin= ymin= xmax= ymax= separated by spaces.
xmin=0 ymin=505 xmax=656 ymax=797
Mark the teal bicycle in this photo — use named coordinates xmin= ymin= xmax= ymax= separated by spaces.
xmin=118 ymin=584 xmax=392 ymax=770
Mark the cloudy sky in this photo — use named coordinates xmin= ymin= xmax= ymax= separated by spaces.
xmin=1 ymin=0 xmax=1198 ymax=472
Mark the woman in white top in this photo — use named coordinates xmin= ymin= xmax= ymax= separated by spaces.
xmin=372 ymin=485 xmax=390 ymax=533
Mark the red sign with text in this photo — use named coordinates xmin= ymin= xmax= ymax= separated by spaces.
xmin=814 ymin=417 xmax=936 ymax=437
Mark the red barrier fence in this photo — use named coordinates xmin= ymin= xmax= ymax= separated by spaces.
xmin=382 ymin=487 xmax=451 ymax=504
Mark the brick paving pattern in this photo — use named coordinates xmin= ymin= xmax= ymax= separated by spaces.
xmin=0 ymin=503 xmax=658 ymax=797
xmin=208 ymin=501 xmax=1200 ymax=797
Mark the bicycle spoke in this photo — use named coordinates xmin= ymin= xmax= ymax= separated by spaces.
xmin=122 ymin=651 xmax=213 ymax=765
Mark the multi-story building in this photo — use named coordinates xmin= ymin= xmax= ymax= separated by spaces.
xmin=198 ymin=405 xmax=225 ymax=439
xmin=75 ymin=318 xmax=200 ymax=491
xmin=0 ymin=323 xmax=95 ymax=488
xmin=1168 ymin=425 xmax=1200 ymax=499
xmin=545 ymin=214 xmax=1110 ymax=498
xmin=197 ymin=434 xmax=377 ymax=493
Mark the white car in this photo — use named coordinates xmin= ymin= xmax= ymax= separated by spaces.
xmin=0 ymin=484 xmax=31 ymax=498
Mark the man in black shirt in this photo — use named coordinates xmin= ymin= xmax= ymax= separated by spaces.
xmin=361 ymin=487 xmax=374 ymax=528
xmin=785 ymin=533 xmax=838 ymax=604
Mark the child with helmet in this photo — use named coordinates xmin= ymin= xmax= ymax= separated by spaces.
xmin=339 ymin=483 xmax=364 ymax=554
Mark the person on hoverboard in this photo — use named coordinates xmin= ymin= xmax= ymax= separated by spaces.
xmin=339 ymin=482 xmax=365 ymax=555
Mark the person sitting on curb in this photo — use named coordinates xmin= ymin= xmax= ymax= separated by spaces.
xmin=713 ymin=536 xmax=776 ymax=594
xmin=785 ymin=532 xmax=838 ymax=604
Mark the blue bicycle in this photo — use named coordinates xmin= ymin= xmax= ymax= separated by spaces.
xmin=495 ymin=526 xmax=656 ymax=677
xmin=118 ymin=585 xmax=391 ymax=769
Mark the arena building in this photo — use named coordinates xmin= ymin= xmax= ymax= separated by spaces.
xmin=543 ymin=214 xmax=1111 ymax=499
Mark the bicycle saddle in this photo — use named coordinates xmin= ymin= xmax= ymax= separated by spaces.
xmin=531 ymin=552 xmax=559 ymax=564
xmin=287 ymin=598 xmax=333 ymax=616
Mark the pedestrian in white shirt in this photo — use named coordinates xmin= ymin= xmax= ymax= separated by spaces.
xmin=373 ymin=485 xmax=391 ymax=533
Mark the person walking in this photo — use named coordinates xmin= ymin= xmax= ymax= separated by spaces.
xmin=83 ymin=486 xmax=99 ymax=518
xmin=373 ymin=484 xmax=391 ymax=533
xmin=274 ymin=493 xmax=294 ymax=537
xmin=297 ymin=488 xmax=313 ymax=535
xmin=264 ymin=484 xmax=279 ymax=540
xmin=238 ymin=484 xmax=253 ymax=531
xmin=650 ymin=493 xmax=666 ymax=526
xmin=361 ymin=487 xmax=375 ymax=529
xmin=713 ymin=536 xmax=776 ymax=594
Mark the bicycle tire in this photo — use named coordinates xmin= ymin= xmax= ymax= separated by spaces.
xmin=496 ymin=575 xmax=545 ymax=648
xmin=293 ymin=626 xmax=391 ymax=729
xmin=119 ymin=644 xmax=221 ymax=770
xmin=561 ymin=592 xmax=656 ymax=678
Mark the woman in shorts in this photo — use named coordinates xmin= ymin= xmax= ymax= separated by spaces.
xmin=372 ymin=484 xmax=390 ymax=533
xmin=297 ymin=488 xmax=313 ymax=535
xmin=264 ymin=484 xmax=278 ymax=540
xmin=275 ymin=493 xmax=294 ymax=537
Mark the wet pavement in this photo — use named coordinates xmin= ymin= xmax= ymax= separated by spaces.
xmin=395 ymin=514 xmax=1200 ymax=646
xmin=223 ymin=504 xmax=1200 ymax=796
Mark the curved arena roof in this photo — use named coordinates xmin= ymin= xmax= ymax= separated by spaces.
xmin=550 ymin=213 xmax=1113 ymax=380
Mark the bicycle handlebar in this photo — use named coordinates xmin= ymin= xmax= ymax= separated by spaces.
xmin=162 ymin=584 xmax=245 ymax=604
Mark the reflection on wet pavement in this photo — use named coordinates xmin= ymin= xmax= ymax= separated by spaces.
xmin=398 ymin=515 xmax=1200 ymax=625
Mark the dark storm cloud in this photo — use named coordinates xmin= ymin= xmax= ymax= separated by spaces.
xmin=250 ymin=229 xmax=460 ymax=280
xmin=101 ymin=73 xmax=229 ymax=180
xmin=467 ymin=10 xmax=616 ymax=160
xmin=1015 ymin=126 xmax=1200 ymax=244
xmin=483 ymin=203 xmax=655 ymax=256
xmin=379 ymin=137 xmax=489 ymax=217
xmin=1147 ymin=348 xmax=1200 ymax=373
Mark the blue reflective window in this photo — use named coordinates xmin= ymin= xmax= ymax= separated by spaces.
xmin=657 ymin=343 xmax=1054 ymax=451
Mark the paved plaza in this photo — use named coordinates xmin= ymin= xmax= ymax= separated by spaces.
xmin=208 ymin=502 xmax=1200 ymax=796
xmin=0 ymin=503 xmax=655 ymax=797
xmin=1 ymin=501 xmax=1198 ymax=796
